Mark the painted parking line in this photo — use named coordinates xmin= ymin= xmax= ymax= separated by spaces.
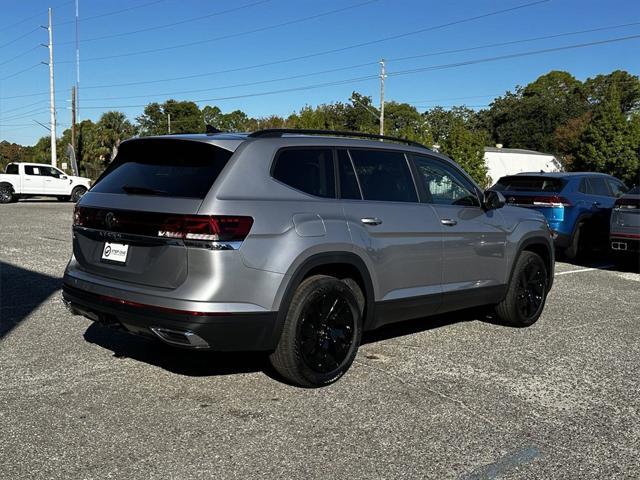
xmin=555 ymin=265 xmax=614 ymax=276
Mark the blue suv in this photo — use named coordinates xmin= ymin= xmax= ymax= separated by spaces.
xmin=492 ymin=172 xmax=628 ymax=258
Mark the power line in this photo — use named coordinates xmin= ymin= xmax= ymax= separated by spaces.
xmin=81 ymin=21 xmax=640 ymax=102
xmin=0 ymin=0 xmax=73 ymax=33
xmin=0 ymin=63 xmax=41 ymax=82
xmin=77 ymin=0 xmax=555 ymax=90
xmin=0 ymin=45 xmax=40 ymax=67
xmin=78 ymin=33 xmax=640 ymax=110
xmin=387 ymin=34 xmax=640 ymax=78
xmin=0 ymin=27 xmax=40 ymax=50
xmin=0 ymin=99 xmax=49 ymax=115
xmin=57 ymin=0 xmax=383 ymax=63
xmin=54 ymin=0 xmax=168 ymax=26
xmin=58 ymin=0 xmax=274 ymax=45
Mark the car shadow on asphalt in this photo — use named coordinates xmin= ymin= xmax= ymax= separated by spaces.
xmin=83 ymin=322 xmax=272 ymax=377
xmin=0 ymin=261 xmax=62 ymax=339
xmin=84 ymin=306 xmax=491 ymax=380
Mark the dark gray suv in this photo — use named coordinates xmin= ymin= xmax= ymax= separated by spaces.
xmin=63 ymin=129 xmax=554 ymax=387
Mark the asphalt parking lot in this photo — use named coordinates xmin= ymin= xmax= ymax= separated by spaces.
xmin=1 ymin=201 xmax=639 ymax=479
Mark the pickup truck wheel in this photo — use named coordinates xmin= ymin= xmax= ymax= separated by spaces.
xmin=270 ymin=275 xmax=362 ymax=388
xmin=0 ymin=185 xmax=14 ymax=204
xmin=494 ymin=251 xmax=548 ymax=328
xmin=70 ymin=187 xmax=87 ymax=203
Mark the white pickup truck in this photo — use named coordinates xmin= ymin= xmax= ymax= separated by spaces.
xmin=0 ymin=162 xmax=91 ymax=204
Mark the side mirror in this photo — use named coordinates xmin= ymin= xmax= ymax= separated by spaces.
xmin=60 ymin=175 xmax=68 ymax=180
xmin=483 ymin=190 xmax=506 ymax=210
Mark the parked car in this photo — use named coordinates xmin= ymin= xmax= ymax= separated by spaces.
xmin=610 ymin=186 xmax=640 ymax=263
xmin=62 ymin=130 xmax=554 ymax=387
xmin=0 ymin=162 xmax=91 ymax=203
xmin=492 ymin=172 xmax=628 ymax=259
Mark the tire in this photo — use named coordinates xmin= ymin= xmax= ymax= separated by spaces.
xmin=563 ymin=222 xmax=582 ymax=260
xmin=70 ymin=186 xmax=87 ymax=203
xmin=0 ymin=185 xmax=14 ymax=204
xmin=494 ymin=251 xmax=548 ymax=328
xmin=269 ymin=275 xmax=363 ymax=387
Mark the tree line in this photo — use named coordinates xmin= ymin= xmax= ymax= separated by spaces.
xmin=1 ymin=69 xmax=638 ymax=185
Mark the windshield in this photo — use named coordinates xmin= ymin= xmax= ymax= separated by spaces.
xmin=91 ymin=139 xmax=233 ymax=199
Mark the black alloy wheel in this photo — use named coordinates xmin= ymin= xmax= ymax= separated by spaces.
xmin=515 ymin=259 xmax=547 ymax=320
xmin=299 ymin=291 xmax=355 ymax=374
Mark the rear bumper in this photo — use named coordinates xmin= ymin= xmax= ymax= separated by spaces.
xmin=610 ymin=234 xmax=640 ymax=254
xmin=62 ymin=283 xmax=280 ymax=351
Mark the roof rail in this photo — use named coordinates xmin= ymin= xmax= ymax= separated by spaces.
xmin=247 ymin=128 xmax=430 ymax=150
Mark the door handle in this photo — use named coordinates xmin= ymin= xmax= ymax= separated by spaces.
xmin=440 ymin=218 xmax=457 ymax=226
xmin=361 ymin=217 xmax=383 ymax=226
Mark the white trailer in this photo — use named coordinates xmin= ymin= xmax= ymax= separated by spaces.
xmin=484 ymin=146 xmax=562 ymax=186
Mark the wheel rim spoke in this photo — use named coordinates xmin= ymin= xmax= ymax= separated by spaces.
xmin=516 ymin=261 xmax=546 ymax=320
xmin=299 ymin=290 xmax=355 ymax=374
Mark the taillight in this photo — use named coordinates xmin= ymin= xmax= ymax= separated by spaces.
xmin=614 ymin=197 xmax=639 ymax=209
xmin=532 ymin=195 xmax=573 ymax=207
xmin=73 ymin=206 xmax=253 ymax=242
xmin=158 ymin=216 xmax=253 ymax=242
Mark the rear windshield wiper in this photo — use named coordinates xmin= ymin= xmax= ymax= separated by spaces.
xmin=122 ymin=185 xmax=168 ymax=196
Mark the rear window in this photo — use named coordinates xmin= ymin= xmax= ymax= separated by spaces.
xmin=91 ymin=140 xmax=233 ymax=199
xmin=493 ymin=175 xmax=566 ymax=193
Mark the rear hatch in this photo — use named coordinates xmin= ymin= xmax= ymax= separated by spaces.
xmin=612 ymin=190 xmax=640 ymax=235
xmin=492 ymin=175 xmax=571 ymax=224
xmin=72 ymin=138 xmax=234 ymax=289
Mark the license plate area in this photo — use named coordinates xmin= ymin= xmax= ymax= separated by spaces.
xmin=101 ymin=242 xmax=129 ymax=264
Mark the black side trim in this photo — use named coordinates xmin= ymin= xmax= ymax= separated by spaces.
xmin=277 ymin=252 xmax=376 ymax=334
xmin=374 ymin=293 xmax=441 ymax=329
xmin=373 ymin=285 xmax=507 ymax=328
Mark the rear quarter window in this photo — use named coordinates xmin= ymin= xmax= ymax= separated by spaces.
xmin=493 ymin=176 xmax=566 ymax=192
xmin=272 ymin=148 xmax=335 ymax=198
xmin=5 ymin=164 xmax=18 ymax=175
xmin=91 ymin=139 xmax=233 ymax=199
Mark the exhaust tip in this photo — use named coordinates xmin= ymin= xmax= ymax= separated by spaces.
xmin=149 ymin=327 xmax=209 ymax=349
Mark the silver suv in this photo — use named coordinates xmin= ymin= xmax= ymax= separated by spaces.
xmin=63 ymin=129 xmax=554 ymax=387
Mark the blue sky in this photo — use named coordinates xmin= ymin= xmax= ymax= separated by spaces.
xmin=1 ymin=0 xmax=639 ymax=146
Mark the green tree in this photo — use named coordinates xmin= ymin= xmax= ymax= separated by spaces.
xmin=572 ymin=89 xmax=640 ymax=185
xmin=585 ymin=70 xmax=640 ymax=114
xmin=137 ymin=100 xmax=204 ymax=135
xmin=423 ymin=107 xmax=488 ymax=185
xmin=486 ymin=71 xmax=588 ymax=153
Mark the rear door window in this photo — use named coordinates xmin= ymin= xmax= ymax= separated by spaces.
xmin=493 ymin=176 xmax=565 ymax=192
xmin=24 ymin=166 xmax=42 ymax=176
xmin=272 ymin=148 xmax=335 ymax=198
xmin=92 ymin=139 xmax=233 ymax=199
xmin=349 ymin=149 xmax=418 ymax=203
xmin=587 ymin=177 xmax=610 ymax=196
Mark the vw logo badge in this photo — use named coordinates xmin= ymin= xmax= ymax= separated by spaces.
xmin=105 ymin=212 xmax=117 ymax=229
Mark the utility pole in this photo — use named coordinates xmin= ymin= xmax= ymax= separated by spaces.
xmin=379 ymin=58 xmax=386 ymax=137
xmin=75 ymin=0 xmax=80 ymax=122
xmin=71 ymin=86 xmax=77 ymax=152
xmin=43 ymin=8 xmax=57 ymax=167
xmin=167 ymin=113 xmax=171 ymax=134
